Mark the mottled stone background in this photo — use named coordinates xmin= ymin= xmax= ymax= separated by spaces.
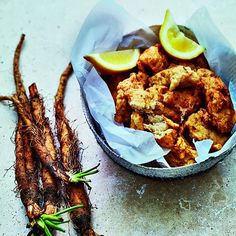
xmin=0 ymin=0 xmax=235 ymax=235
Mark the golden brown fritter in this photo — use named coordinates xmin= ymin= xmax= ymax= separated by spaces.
xmin=126 ymin=85 xmax=167 ymax=113
xmin=160 ymin=87 xmax=203 ymax=120
xmin=198 ymin=68 xmax=236 ymax=134
xmin=165 ymin=136 xmax=197 ymax=167
xmin=137 ymin=44 xmax=169 ymax=74
xmin=184 ymin=108 xmax=229 ymax=151
xmin=168 ymin=61 xmax=196 ymax=70
xmin=130 ymin=111 xmax=144 ymax=130
xmin=115 ymin=72 xmax=148 ymax=124
xmin=169 ymin=54 xmax=209 ymax=70
xmin=143 ymin=114 xmax=179 ymax=149
xmin=149 ymin=65 xmax=200 ymax=91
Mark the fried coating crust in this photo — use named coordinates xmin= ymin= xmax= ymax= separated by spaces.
xmin=168 ymin=61 xmax=196 ymax=70
xmin=169 ymin=54 xmax=209 ymax=70
xmin=115 ymin=72 xmax=148 ymax=124
xmin=149 ymin=65 xmax=200 ymax=91
xmin=126 ymin=85 xmax=167 ymax=113
xmin=198 ymin=68 xmax=236 ymax=134
xmin=130 ymin=111 xmax=144 ymax=130
xmin=184 ymin=108 xmax=229 ymax=151
xmin=165 ymin=136 xmax=197 ymax=167
xmin=137 ymin=44 xmax=169 ymax=74
xmin=143 ymin=114 xmax=179 ymax=149
xmin=161 ymin=87 xmax=203 ymax=120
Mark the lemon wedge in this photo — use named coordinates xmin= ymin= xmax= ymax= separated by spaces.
xmin=159 ymin=9 xmax=205 ymax=60
xmin=84 ymin=49 xmax=140 ymax=74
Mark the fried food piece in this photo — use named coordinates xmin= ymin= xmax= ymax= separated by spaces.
xmin=130 ymin=112 xmax=144 ymax=130
xmin=126 ymin=85 xmax=167 ymax=113
xmin=115 ymin=72 xmax=148 ymax=124
xmin=197 ymin=68 xmax=214 ymax=78
xmin=125 ymin=84 xmax=181 ymax=122
xmin=153 ymin=101 xmax=181 ymax=123
xmin=168 ymin=61 xmax=196 ymax=70
xmin=149 ymin=65 xmax=200 ymax=91
xmin=198 ymin=68 xmax=236 ymax=134
xmin=161 ymin=87 xmax=203 ymax=120
xmin=143 ymin=114 xmax=179 ymax=149
xmin=184 ymin=108 xmax=229 ymax=151
xmin=169 ymin=54 xmax=209 ymax=70
xmin=137 ymin=44 xmax=169 ymax=74
xmin=165 ymin=136 xmax=197 ymax=167
xmin=127 ymin=89 xmax=152 ymax=112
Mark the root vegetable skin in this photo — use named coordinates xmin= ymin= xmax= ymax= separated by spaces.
xmin=13 ymin=34 xmax=42 ymax=220
xmin=15 ymin=121 xmax=41 ymax=219
xmin=0 ymin=94 xmax=70 ymax=183
xmin=55 ymin=63 xmax=99 ymax=236
xmin=55 ymin=63 xmax=80 ymax=172
xmin=14 ymin=34 xmax=27 ymax=98
xmin=29 ymin=83 xmax=59 ymax=215
xmin=41 ymin=168 xmax=58 ymax=214
xmin=67 ymin=183 xmax=91 ymax=234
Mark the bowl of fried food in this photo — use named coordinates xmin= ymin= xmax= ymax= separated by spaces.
xmin=76 ymin=8 xmax=236 ymax=178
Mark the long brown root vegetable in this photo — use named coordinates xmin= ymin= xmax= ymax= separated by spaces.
xmin=55 ymin=63 xmax=99 ymax=236
xmin=13 ymin=34 xmax=42 ymax=220
xmin=15 ymin=121 xmax=42 ymax=220
xmin=13 ymin=34 xmax=28 ymax=104
xmin=0 ymin=94 xmax=70 ymax=183
xmin=29 ymin=83 xmax=59 ymax=215
xmin=1 ymin=35 xmax=98 ymax=236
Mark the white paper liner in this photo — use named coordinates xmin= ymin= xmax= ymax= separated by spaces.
xmin=71 ymin=0 xmax=236 ymax=166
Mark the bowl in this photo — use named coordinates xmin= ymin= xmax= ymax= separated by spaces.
xmin=80 ymin=25 xmax=235 ymax=178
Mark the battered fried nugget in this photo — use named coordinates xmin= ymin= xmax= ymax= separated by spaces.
xmin=198 ymin=68 xmax=236 ymax=134
xmin=125 ymin=84 xmax=181 ymax=122
xmin=130 ymin=111 xmax=144 ymax=130
xmin=143 ymin=114 xmax=179 ymax=149
xmin=184 ymin=108 xmax=229 ymax=151
xmin=115 ymin=72 xmax=148 ymax=124
xmin=168 ymin=61 xmax=196 ymax=70
xmin=169 ymin=54 xmax=209 ymax=70
xmin=126 ymin=85 xmax=167 ymax=113
xmin=165 ymin=136 xmax=197 ymax=167
xmin=137 ymin=44 xmax=169 ymax=74
xmin=149 ymin=65 xmax=200 ymax=91
xmin=130 ymin=112 xmax=178 ymax=148
xmin=161 ymin=87 xmax=203 ymax=120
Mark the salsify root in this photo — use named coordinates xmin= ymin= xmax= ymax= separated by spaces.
xmin=15 ymin=120 xmax=42 ymax=219
xmin=13 ymin=34 xmax=28 ymax=105
xmin=0 ymin=94 xmax=70 ymax=183
xmin=1 ymin=34 xmax=101 ymax=236
xmin=29 ymin=83 xmax=59 ymax=215
xmin=55 ymin=63 xmax=100 ymax=236
xmin=13 ymin=34 xmax=42 ymax=220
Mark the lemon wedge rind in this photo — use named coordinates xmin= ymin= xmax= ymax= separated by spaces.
xmin=84 ymin=49 xmax=140 ymax=74
xmin=159 ymin=9 xmax=205 ymax=60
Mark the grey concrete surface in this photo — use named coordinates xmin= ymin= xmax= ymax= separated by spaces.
xmin=0 ymin=0 xmax=235 ymax=235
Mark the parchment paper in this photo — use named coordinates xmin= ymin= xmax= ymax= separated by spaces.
xmin=71 ymin=0 xmax=236 ymax=166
